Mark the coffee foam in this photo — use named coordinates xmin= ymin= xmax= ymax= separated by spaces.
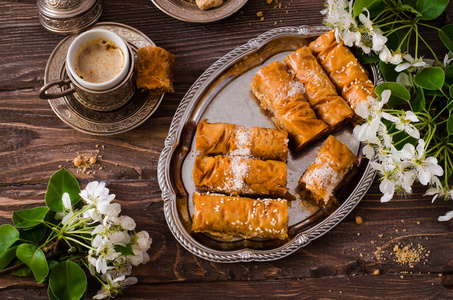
xmin=74 ymin=39 xmax=125 ymax=84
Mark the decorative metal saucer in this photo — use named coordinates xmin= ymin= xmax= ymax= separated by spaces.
xmin=151 ymin=0 xmax=247 ymax=23
xmin=44 ymin=22 xmax=165 ymax=136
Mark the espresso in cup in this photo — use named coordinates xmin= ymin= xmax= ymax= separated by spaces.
xmin=74 ymin=39 xmax=125 ymax=84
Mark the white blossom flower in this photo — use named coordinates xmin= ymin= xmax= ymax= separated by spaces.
xmin=379 ymin=46 xmax=402 ymax=64
xmin=120 ymin=216 xmax=136 ymax=231
xmin=400 ymin=140 xmax=444 ymax=185
xmin=62 ymin=192 xmax=72 ymax=210
xmin=80 ymin=181 xmax=115 ymax=207
xmin=395 ymin=54 xmax=427 ymax=72
xmin=93 ymin=274 xmax=138 ymax=299
xmin=136 ymin=231 xmax=153 ymax=251
xmin=438 ymin=210 xmax=453 ymax=222
xmin=381 ymin=111 xmax=420 ymax=139
xmin=444 ymin=52 xmax=453 ymax=67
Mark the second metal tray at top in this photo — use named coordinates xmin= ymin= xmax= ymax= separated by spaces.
xmin=158 ymin=26 xmax=378 ymax=263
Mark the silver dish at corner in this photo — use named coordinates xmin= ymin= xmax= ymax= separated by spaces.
xmin=158 ymin=26 xmax=381 ymax=263
xmin=150 ymin=0 xmax=247 ymax=23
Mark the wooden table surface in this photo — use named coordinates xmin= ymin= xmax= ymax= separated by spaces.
xmin=1 ymin=0 xmax=453 ymax=299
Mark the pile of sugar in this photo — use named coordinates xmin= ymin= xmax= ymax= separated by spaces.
xmin=230 ymin=128 xmax=252 ymax=157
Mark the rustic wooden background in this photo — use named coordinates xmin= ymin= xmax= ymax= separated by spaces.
xmin=1 ymin=0 xmax=453 ymax=299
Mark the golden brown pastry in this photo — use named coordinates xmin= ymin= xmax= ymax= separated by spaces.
xmin=196 ymin=0 xmax=223 ymax=10
xmin=136 ymin=45 xmax=174 ymax=92
xmin=195 ymin=120 xmax=288 ymax=161
xmin=299 ymin=135 xmax=358 ymax=207
xmin=250 ymin=61 xmax=329 ymax=151
xmin=284 ymin=47 xmax=354 ymax=129
xmin=192 ymin=192 xmax=288 ymax=240
xmin=193 ymin=155 xmax=287 ymax=197
xmin=309 ymin=30 xmax=376 ymax=110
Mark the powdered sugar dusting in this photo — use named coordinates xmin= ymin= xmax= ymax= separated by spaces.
xmin=230 ymin=127 xmax=251 ymax=157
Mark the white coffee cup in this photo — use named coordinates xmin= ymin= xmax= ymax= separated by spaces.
xmin=39 ymin=28 xmax=136 ymax=111
xmin=66 ymin=28 xmax=131 ymax=91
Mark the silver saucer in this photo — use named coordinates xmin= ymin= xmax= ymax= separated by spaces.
xmin=44 ymin=22 xmax=165 ymax=136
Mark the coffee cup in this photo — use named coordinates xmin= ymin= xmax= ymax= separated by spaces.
xmin=39 ymin=29 xmax=136 ymax=112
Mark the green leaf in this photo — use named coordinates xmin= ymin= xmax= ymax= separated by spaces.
xmin=0 ymin=246 xmax=18 ymax=270
xmin=358 ymin=50 xmax=380 ymax=64
xmin=440 ymin=25 xmax=453 ymax=53
xmin=12 ymin=207 xmax=49 ymax=229
xmin=412 ymin=85 xmax=426 ymax=112
xmin=48 ymin=260 xmax=58 ymax=271
xmin=12 ymin=265 xmax=33 ymax=277
xmin=379 ymin=61 xmax=399 ymax=82
xmin=45 ymin=168 xmax=81 ymax=211
xmin=20 ymin=225 xmax=47 ymax=245
xmin=0 ymin=225 xmax=19 ymax=256
xmin=49 ymin=261 xmax=87 ymax=300
xmin=353 ymin=0 xmax=382 ymax=17
xmin=414 ymin=67 xmax=445 ymax=90
xmin=416 ymin=0 xmax=449 ymax=20
xmin=48 ymin=285 xmax=59 ymax=300
xmin=446 ymin=65 xmax=453 ymax=77
xmin=375 ymin=82 xmax=411 ymax=108
xmin=448 ymin=113 xmax=453 ymax=134
xmin=115 ymin=243 xmax=135 ymax=256
xmin=16 ymin=244 xmax=49 ymax=283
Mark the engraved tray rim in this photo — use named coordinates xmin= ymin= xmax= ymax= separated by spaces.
xmin=158 ymin=25 xmax=378 ymax=263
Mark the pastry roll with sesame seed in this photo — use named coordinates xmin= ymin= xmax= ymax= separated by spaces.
xmin=192 ymin=192 xmax=288 ymax=240
xmin=250 ymin=61 xmax=329 ymax=151
xmin=195 ymin=120 xmax=289 ymax=161
xmin=299 ymin=135 xmax=358 ymax=207
xmin=309 ymin=30 xmax=377 ymax=110
xmin=193 ymin=155 xmax=287 ymax=198
xmin=284 ymin=47 xmax=354 ymax=129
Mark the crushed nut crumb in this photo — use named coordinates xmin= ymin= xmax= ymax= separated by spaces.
xmin=355 ymin=216 xmax=363 ymax=224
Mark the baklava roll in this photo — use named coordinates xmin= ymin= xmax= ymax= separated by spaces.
xmin=299 ymin=135 xmax=358 ymax=207
xmin=193 ymin=155 xmax=287 ymax=197
xmin=250 ymin=61 xmax=329 ymax=151
xmin=284 ymin=47 xmax=354 ymax=129
xmin=192 ymin=192 xmax=288 ymax=240
xmin=196 ymin=120 xmax=288 ymax=161
xmin=309 ymin=30 xmax=377 ymax=110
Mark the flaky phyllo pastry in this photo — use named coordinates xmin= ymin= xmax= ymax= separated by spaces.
xmin=309 ymin=30 xmax=377 ymax=110
xmin=193 ymin=155 xmax=287 ymax=198
xmin=284 ymin=47 xmax=354 ymax=129
xmin=195 ymin=120 xmax=288 ymax=161
xmin=136 ymin=45 xmax=175 ymax=92
xmin=299 ymin=135 xmax=358 ymax=207
xmin=191 ymin=192 xmax=288 ymax=239
xmin=250 ymin=61 xmax=329 ymax=151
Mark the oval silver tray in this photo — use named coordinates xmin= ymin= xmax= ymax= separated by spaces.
xmin=158 ymin=26 xmax=379 ymax=263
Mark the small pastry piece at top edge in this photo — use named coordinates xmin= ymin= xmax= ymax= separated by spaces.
xmin=195 ymin=120 xmax=289 ymax=161
xmin=284 ymin=46 xmax=354 ymax=129
xmin=136 ymin=45 xmax=175 ymax=93
xmin=196 ymin=0 xmax=223 ymax=10
xmin=309 ymin=30 xmax=377 ymax=111
xmin=192 ymin=192 xmax=288 ymax=240
xmin=299 ymin=135 xmax=359 ymax=207
xmin=250 ymin=61 xmax=329 ymax=152
xmin=193 ymin=155 xmax=288 ymax=198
